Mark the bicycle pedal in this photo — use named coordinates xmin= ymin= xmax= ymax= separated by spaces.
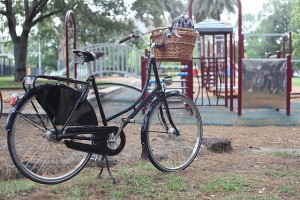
xmin=121 ymin=118 xmax=135 ymax=123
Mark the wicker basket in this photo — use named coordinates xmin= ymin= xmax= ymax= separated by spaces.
xmin=151 ymin=28 xmax=198 ymax=62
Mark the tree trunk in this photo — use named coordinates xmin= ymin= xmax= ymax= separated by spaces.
xmin=13 ymin=39 xmax=28 ymax=82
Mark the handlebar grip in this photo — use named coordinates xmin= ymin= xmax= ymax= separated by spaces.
xmin=119 ymin=35 xmax=132 ymax=44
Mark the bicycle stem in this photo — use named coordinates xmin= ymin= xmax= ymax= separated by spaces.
xmin=150 ymin=28 xmax=172 ymax=48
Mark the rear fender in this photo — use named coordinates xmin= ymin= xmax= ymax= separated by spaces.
xmin=5 ymin=91 xmax=32 ymax=131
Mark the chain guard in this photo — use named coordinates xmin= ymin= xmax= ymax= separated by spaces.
xmin=97 ymin=130 xmax=126 ymax=156
xmin=64 ymin=126 xmax=126 ymax=156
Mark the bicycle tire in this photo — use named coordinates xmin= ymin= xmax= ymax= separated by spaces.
xmin=7 ymin=90 xmax=93 ymax=184
xmin=144 ymin=93 xmax=202 ymax=172
xmin=0 ymin=91 xmax=2 ymax=118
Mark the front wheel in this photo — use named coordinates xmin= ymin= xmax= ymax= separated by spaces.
xmin=7 ymin=90 xmax=93 ymax=184
xmin=144 ymin=93 xmax=202 ymax=172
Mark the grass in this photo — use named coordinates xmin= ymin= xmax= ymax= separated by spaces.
xmin=203 ymin=175 xmax=247 ymax=193
xmin=1 ymin=160 xmax=299 ymax=200
xmin=292 ymin=77 xmax=300 ymax=86
xmin=0 ymin=76 xmax=23 ymax=89
xmin=281 ymin=186 xmax=296 ymax=196
xmin=271 ymin=151 xmax=300 ymax=157
xmin=265 ymin=168 xmax=300 ymax=179
xmin=0 ymin=179 xmax=36 ymax=197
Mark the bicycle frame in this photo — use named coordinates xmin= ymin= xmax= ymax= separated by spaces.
xmin=90 ymin=56 xmax=178 ymax=131
xmin=15 ymin=56 xmax=178 ymax=140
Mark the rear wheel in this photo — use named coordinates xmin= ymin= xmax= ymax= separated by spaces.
xmin=7 ymin=91 xmax=93 ymax=184
xmin=145 ymin=93 xmax=202 ymax=172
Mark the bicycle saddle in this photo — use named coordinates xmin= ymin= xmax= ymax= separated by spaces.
xmin=73 ymin=49 xmax=104 ymax=64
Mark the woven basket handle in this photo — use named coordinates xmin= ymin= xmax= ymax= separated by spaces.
xmin=149 ymin=27 xmax=194 ymax=34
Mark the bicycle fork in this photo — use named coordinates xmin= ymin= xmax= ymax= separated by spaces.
xmin=140 ymin=90 xmax=180 ymax=160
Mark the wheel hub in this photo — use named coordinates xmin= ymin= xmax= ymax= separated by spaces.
xmin=168 ymin=127 xmax=180 ymax=138
xmin=43 ymin=129 xmax=58 ymax=142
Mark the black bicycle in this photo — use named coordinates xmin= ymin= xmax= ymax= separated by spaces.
xmin=6 ymin=27 xmax=203 ymax=184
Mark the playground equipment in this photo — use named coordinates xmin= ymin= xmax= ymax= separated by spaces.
xmin=141 ymin=49 xmax=194 ymax=113
xmin=242 ymin=56 xmax=292 ymax=115
xmin=236 ymin=0 xmax=294 ymax=116
xmin=146 ymin=64 xmax=190 ymax=92
xmin=239 ymin=28 xmax=293 ymax=115
xmin=83 ymin=43 xmax=143 ymax=78
xmin=193 ymin=19 xmax=235 ymax=109
xmin=65 ymin=10 xmax=77 ymax=80
xmin=141 ymin=50 xmax=193 ymax=99
xmin=187 ymin=0 xmax=295 ymax=116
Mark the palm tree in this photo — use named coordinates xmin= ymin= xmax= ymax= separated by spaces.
xmin=192 ymin=0 xmax=237 ymax=22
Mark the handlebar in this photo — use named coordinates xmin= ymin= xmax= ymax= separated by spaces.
xmin=118 ymin=26 xmax=180 ymax=48
xmin=118 ymin=34 xmax=134 ymax=44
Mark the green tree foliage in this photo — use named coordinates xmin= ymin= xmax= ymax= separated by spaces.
xmin=53 ymin=1 xmax=136 ymax=70
xmin=132 ymin=0 xmax=185 ymax=27
xmin=192 ymin=0 xmax=236 ymax=23
xmin=242 ymin=13 xmax=259 ymax=33
xmin=243 ymin=0 xmax=292 ymax=58
xmin=257 ymin=0 xmax=291 ymax=33
xmin=290 ymin=0 xmax=300 ymax=65
xmin=64 ymin=1 xmax=135 ymax=44
xmin=0 ymin=0 xmax=136 ymax=79
xmin=291 ymin=0 xmax=300 ymax=30
xmin=0 ymin=0 xmax=64 ymax=81
xmin=32 ymin=18 xmax=57 ymax=72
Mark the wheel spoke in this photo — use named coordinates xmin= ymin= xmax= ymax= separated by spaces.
xmin=7 ymin=91 xmax=92 ymax=184
xmin=18 ymin=111 xmax=47 ymax=132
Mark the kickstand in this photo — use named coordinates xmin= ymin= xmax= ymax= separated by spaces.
xmin=98 ymin=155 xmax=116 ymax=184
